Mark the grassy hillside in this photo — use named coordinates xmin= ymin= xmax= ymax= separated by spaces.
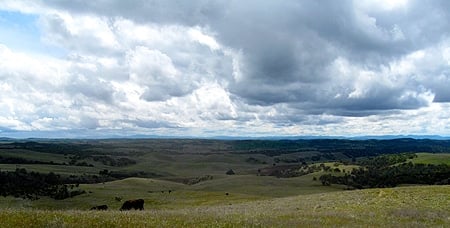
xmin=409 ymin=153 xmax=450 ymax=165
xmin=0 ymin=175 xmax=340 ymax=210
xmin=0 ymin=140 xmax=272 ymax=178
xmin=1 ymin=140 xmax=449 ymax=218
xmin=0 ymin=185 xmax=448 ymax=227
xmin=1 ymin=140 xmax=449 ymax=179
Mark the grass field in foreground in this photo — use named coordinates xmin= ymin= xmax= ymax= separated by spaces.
xmin=0 ymin=185 xmax=448 ymax=227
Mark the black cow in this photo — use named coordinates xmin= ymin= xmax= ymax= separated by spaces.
xmin=90 ymin=205 xmax=108 ymax=210
xmin=120 ymin=199 xmax=144 ymax=210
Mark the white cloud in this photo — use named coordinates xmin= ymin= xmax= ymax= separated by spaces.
xmin=127 ymin=46 xmax=188 ymax=101
xmin=39 ymin=12 xmax=120 ymax=54
xmin=356 ymin=0 xmax=409 ymax=12
xmin=188 ymin=27 xmax=221 ymax=51
xmin=0 ymin=0 xmax=45 ymax=14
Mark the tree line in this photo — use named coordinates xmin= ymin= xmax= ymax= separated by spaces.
xmin=319 ymin=154 xmax=450 ymax=188
xmin=233 ymin=138 xmax=450 ymax=158
xmin=0 ymin=168 xmax=86 ymax=200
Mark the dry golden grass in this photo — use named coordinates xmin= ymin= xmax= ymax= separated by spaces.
xmin=1 ymin=185 xmax=448 ymax=227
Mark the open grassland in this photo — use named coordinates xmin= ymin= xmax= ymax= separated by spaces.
xmin=1 ymin=139 xmax=449 ymax=227
xmin=409 ymin=153 xmax=450 ymax=165
xmin=0 ymin=175 xmax=340 ymax=210
xmin=0 ymin=140 xmax=272 ymax=177
xmin=0 ymin=185 xmax=448 ymax=227
xmin=2 ymin=140 xmax=449 ymax=179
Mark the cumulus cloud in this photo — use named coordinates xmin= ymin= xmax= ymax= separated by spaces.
xmin=1 ymin=0 xmax=450 ymax=137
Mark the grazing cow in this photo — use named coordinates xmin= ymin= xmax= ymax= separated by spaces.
xmin=120 ymin=199 xmax=144 ymax=211
xmin=90 ymin=205 xmax=108 ymax=210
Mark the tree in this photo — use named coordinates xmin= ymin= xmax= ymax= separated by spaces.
xmin=226 ymin=169 xmax=235 ymax=175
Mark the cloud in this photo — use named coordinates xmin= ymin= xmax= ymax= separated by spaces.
xmin=65 ymin=74 xmax=115 ymax=104
xmin=1 ymin=0 xmax=450 ymax=136
xmin=127 ymin=46 xmax=190 ymax=101
xmin=39 ymin=12 xmax=120 ymax=55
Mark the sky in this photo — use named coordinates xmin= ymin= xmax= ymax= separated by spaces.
xmin=1 ymin=0 xmax=450 ymax=138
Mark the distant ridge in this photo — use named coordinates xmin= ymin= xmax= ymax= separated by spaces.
xmin=347 ymin=135 xmax=450 ymax=140
xmin=209 ymin=135 xmax=450 ymax=141
xmin=1 ymin=131 xmax=450 ymax=141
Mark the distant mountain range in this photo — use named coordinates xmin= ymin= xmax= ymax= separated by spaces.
xmin=209 ymin=135 xmax=450 ymax=140
xmin=347 ymin=135 xmax=450 ymax=140
xmin=1 ymin=134 xmax=449 ymax=141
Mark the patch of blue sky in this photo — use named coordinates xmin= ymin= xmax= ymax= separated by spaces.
xmin=0 ymin=10 xmax=66 ymax=57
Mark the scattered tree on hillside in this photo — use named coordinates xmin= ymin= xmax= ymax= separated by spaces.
xmin=318 ymin=153 xmax=450 ymax=189
xmin=226 ymin=169 xmax=235 ymax=175
xmin=0 ymin=168 xmax=85 ymax=200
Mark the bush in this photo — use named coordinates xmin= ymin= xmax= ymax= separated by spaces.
xmin=226 ymin=169 xmax=235 ymax=175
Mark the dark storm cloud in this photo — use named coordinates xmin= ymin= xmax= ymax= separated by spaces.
xmin=39 ymin=0 xmax=450 ymax=116
xmin=433 ymin=91 xmax=450 ymax=103
xmin=421 ymin=67 xmax=450 ymax=103
xmin=211 ymin=0 xmax=448 ymax=114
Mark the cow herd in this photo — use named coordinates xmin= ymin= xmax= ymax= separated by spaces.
xmin=90 ymin=199 xmax=144 ymax=211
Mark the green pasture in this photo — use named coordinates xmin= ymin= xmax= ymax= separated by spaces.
xmin=409 ymin=153 xmax=450 ymax=165
xmin=0 ymin=149 xmax=68 ymax=163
